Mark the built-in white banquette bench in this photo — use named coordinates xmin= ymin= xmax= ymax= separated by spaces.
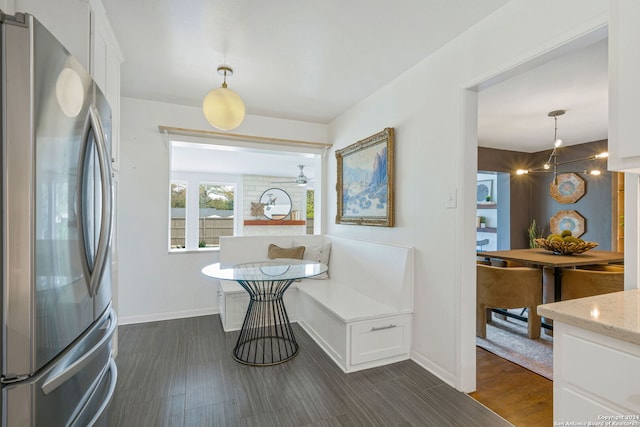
xmin=216 ymin=234 xmax=414 ymax=373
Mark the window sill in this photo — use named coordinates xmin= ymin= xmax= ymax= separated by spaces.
xmin=168 ymin=247 xmax=220 ymax=254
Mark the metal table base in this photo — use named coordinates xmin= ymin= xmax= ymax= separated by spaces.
xmin=233 ymin=278 xmax=298 ymax=366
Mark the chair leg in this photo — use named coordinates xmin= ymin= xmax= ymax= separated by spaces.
xmin=476 ymin=304 xmax=487 ymax=338
xmin=526 ymin=305 xmax=541 ymax=339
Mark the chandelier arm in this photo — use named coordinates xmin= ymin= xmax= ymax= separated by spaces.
xmin=527 ymin=168 xmax=589 ymax=174
xmin=555 ymin=156 xmax=605 ymax=166
xmin=545 ymin=149 xmax=557 ymax=167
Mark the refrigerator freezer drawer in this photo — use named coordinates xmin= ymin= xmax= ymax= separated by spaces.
xmin=71 ymin=358 xmax=117 ymax=427
xmin=2 ymin=307 xmax=117 ymax=426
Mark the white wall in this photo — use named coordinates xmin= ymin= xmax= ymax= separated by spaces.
xmin=326 ymin=0 xmax=609 ymax=391
xmin=118 ymin=97 xmax=326 ymax=324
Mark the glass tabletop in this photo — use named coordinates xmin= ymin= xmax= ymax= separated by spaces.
xmin=202 ymin=259 xmax=328 ymax=281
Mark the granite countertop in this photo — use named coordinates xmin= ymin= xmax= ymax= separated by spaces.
xmin=537 ymin=289 xmax=640 ymax=345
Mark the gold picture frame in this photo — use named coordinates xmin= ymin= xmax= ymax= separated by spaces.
xmin=335 ymin=128 xmax=394 ymax=227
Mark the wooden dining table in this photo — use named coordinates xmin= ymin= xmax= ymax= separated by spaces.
xmin=477 ymin=248 xmax=624 ymax=302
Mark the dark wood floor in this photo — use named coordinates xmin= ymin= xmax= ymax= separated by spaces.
xmin=470 ymin=347 xmax=553 ymax=427
xmin=107 ymin=315 xmax=512 ymax=426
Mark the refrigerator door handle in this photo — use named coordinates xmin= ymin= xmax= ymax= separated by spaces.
xmin=78 ymin=104 xmax=114 ymax=297
xmin=70 ymin=358 xmax=118 ymax=427
xmin=88 ymin=104 xmax=113 ymax=297
xmin=41 ymin=307 xmax=117 ymax=395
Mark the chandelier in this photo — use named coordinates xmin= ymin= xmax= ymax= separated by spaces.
xmin=202 ymin=65 xmax=245 ymax=131
xmin=516 ymin=110 xmax=608 ymax=184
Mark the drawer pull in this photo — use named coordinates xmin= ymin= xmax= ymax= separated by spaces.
xmin=371 ymin=324 xmax=397 ymax=332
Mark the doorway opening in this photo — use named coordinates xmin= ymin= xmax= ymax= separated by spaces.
xmin=465 ymin=24 xmax=610 ymax=425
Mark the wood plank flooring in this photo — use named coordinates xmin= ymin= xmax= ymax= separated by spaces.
xmin=106 ymin=315 xmax=512 ymax=426
xmin=470 ymin=347 xmax=553 ymax=427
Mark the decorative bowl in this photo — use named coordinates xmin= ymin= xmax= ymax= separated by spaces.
xmin=534 ymin=238 xmax=598 ymax=255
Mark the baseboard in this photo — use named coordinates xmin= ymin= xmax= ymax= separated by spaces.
xmin=410 ymin=350 xmax=456 ymax=388
xmin=344 ymin=354 xmax=410 ymax=373
xmin=119 ymin=307 xmax=219 ymax=325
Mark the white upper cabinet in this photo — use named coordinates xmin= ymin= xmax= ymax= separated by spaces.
xmin=9 ymin=1 xmax=123 ymax=102
xmin=9 ymin=0 xmax=123 ymax=167
xmin=14 ymin=0 xmax=91 ymax=71
xmin=89 ymin=0 xmax=123 ymax=106
xmin=89 ymin=0 xmax=124 ymax=169
xmin=609 ymin=0 xmax=640 ymax=173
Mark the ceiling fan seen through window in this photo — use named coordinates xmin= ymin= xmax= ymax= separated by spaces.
xmin=271 ymin=165 xmax=313 ymax=186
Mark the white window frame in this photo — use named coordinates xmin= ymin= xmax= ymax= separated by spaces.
xmin=169 ymin=171 xmax=242 ymax=252
xmin=168 ymin=180 xmax=188 ymax=250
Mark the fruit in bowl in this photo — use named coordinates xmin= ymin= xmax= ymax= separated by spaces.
xmin=535 ymin=231 xmax=598 ymax=255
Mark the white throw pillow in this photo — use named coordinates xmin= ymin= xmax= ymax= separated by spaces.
xmin=301 ymin=243 xmax=331 ymax=279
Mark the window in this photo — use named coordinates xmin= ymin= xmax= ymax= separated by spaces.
xmin=168 ymin=174 xmax=239 ymax=251
xmin=198 ymin=184 xmax=234 ymax=248
xmin=168 ymin=139 xmax=323 ymax=247
xmin=170 ymin=182 xmax=187 ymax=249
xmin=306 ymin=189 xmax=314 ymax=235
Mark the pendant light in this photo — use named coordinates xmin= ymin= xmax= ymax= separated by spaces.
xmin=202 ymin=65 xmax=245 ymax=130
xmin=515 ymin=110 xmax=608 ymax=183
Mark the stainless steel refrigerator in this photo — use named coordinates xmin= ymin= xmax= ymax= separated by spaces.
xmin=1 ymin=11 xmax=117 ymax=426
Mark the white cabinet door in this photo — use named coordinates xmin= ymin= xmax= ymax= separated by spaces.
xmin=350 ymin=315 xmax=411 ymax=366
xmin=609 ymin=0 xmax=640 ymax=172
xmin=554 ymin=322 xmax=640 ymax=422
xmin=90 ymin=1 xmax=123 ymax=169
xmin=15 ymin=0 xmax=91 ymax=71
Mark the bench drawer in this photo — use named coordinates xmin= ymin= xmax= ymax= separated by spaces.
xmin=350 ymin=315 xmax=411 ymax=366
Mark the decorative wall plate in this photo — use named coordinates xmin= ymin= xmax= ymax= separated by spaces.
xmin=550 ymin=210 xmax=585 ymax=238
xmin=550 ymin=172 xmax=585 ymax=204
xmin=476 ymin=180 xmax=492 ymax=202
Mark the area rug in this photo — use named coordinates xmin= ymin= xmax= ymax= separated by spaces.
xmin=476 ymin=310 xmax=553 ymax=380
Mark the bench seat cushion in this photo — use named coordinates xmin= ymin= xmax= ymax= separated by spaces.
xmin=297 ymin=280 xmax=398 ymax=322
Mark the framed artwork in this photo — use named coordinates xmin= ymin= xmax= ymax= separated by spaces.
xmin=335 ymin=128 xmax=394 ymax=226
xmin=550 ymin=173 xmax=585 ymax=204
xmin=550 ymin=209 xmax=585 ymax=238
xmin=476 ymin=180 xmax=493 ymax=202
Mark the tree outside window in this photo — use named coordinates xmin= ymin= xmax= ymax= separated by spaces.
xmin=199 ymin=184 xmax=234 ymax=247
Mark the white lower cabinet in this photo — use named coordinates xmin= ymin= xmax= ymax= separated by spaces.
xmin=217 ymin=282 xmax=248 ymax=332
xmin=554 ymin=322 xmax=640 ymax=423
xmin=349 ymin=315 xmax=412 ymax=366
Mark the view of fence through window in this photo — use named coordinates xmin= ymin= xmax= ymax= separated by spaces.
xmin=170 ymin=182 xmax=187 ymax=249
xmin=198 ymin=184 xmax=234 ymax=248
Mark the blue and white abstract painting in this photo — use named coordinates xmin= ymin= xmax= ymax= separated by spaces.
xmin=342 ymin=142 xmax=388 ymax=217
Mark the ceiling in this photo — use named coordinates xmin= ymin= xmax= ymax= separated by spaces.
xmin=478 ymin=36 xmax=608 ymax=153
xmin=104 ymin=0 xmax=609 ymax=174
xmin=103 ymin=0 xmax=509 ymax=124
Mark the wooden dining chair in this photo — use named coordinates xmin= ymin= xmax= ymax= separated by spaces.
xmin=543 ymin=265 xmax=624 ymax=302
xmin=476 ymin=264 xmax=542 ymax=339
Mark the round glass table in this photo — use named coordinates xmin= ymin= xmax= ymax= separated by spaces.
xmin=202 ymin=260 xmax=328 ymax=366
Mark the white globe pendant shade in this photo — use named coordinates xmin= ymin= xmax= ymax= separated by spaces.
xmin=202 ymin=65 xmax=245 ymax=130
xmin=202 ymin=86 xmax=245 ymax=130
